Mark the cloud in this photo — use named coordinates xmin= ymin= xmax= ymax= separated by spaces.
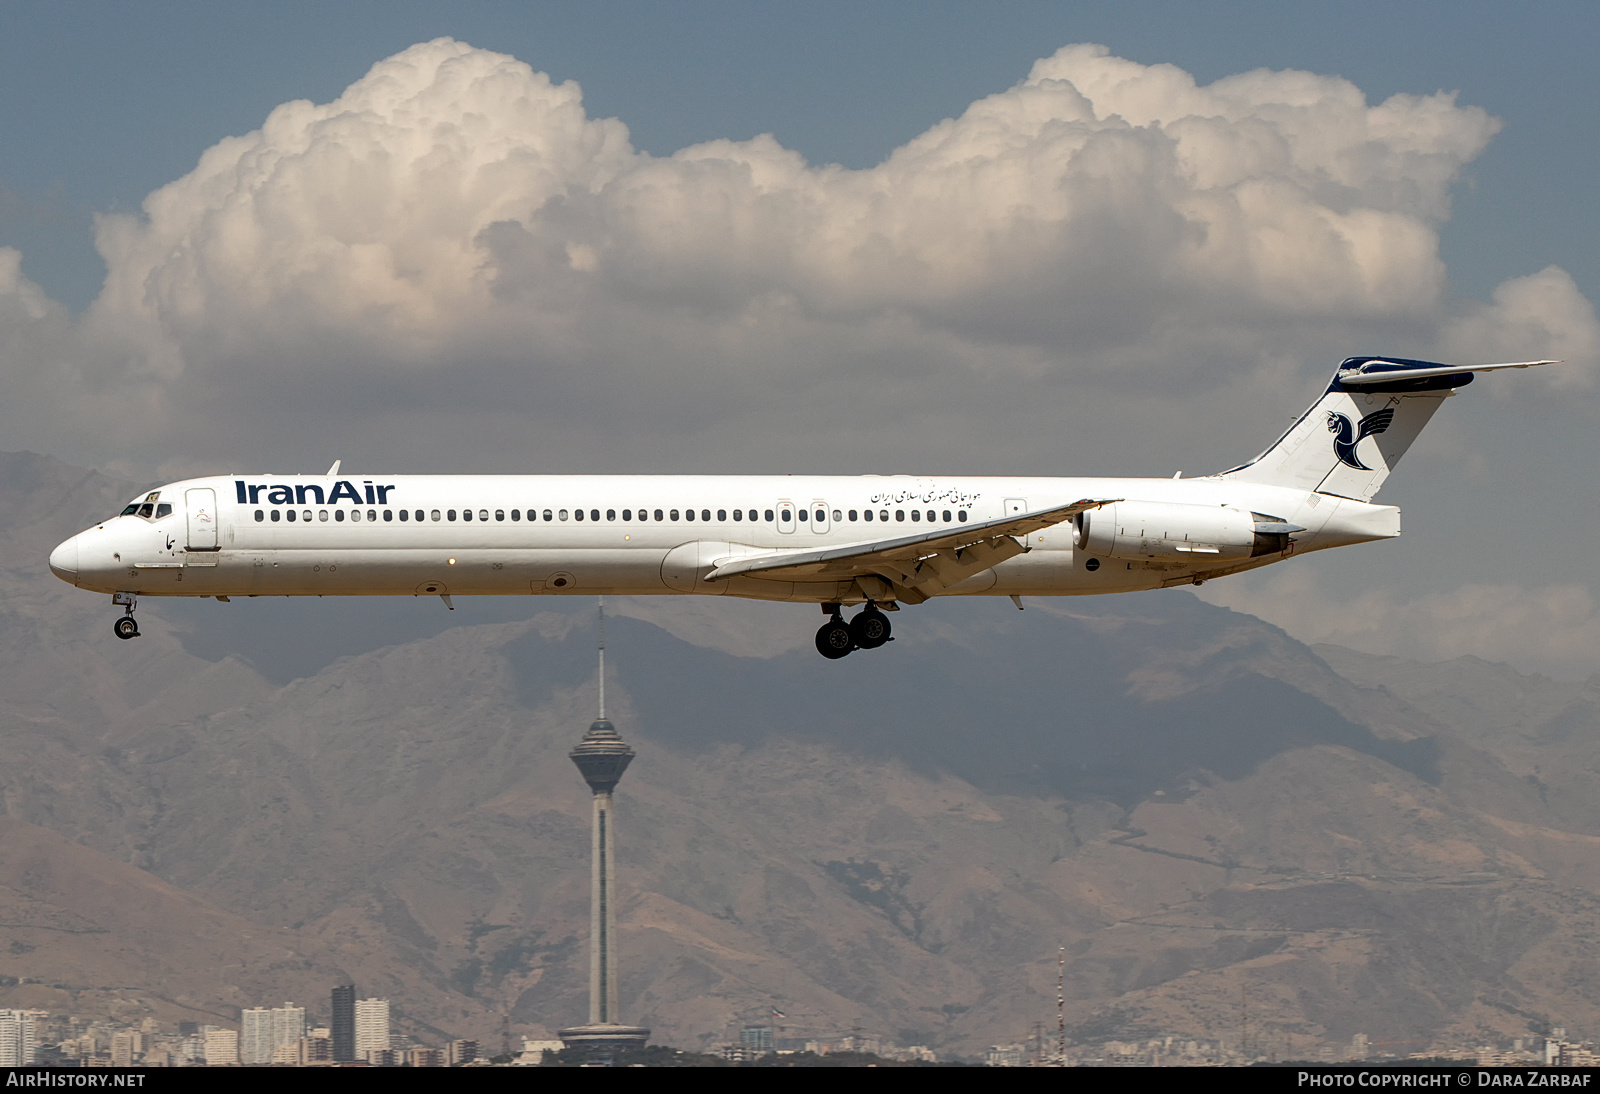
xmin=1439 ymin=266 xmax=1600 ymax=386
xmin=0 ymin=30 xmax=1590 ymax=516
xmin=0 ymin=38 xmax=1538 ymax=470
xmin=1196 ymin=568 xmax=1600 ymax=680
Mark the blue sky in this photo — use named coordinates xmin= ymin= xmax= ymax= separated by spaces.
xmin=3 ymin=1 xmax=1595 ymax=308
xmin=3 ymin=2 xmax=1598 ymax=676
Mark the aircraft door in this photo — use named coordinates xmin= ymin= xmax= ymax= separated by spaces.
xmin=776 ymin=501 xmax=796 ymax=534
xmin=811 ymin=500 xmax=830 ymax=534
xmin=185 ymin=488 xmax=218 ymax=550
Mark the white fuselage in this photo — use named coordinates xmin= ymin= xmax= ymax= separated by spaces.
xmin=49 ymin=473 xmax=1400 ymax=604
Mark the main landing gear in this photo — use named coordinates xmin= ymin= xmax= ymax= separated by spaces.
xmin=814 ymin=603 xmax=893 ymax=659
xmin=112 ymin=592 xmax=140 ymax=640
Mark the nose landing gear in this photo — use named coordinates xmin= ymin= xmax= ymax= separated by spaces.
xmin=112 ymin=592 xmax=140 ymax=640
xmin=814 ymin=603 xmax=895 ymax=659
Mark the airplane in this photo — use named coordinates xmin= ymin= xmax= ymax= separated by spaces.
xmin=48 ymin=356 xmax=1554 ymax=658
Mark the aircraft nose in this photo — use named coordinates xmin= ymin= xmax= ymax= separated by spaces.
xmin=48 ymin=536 xmax=79 ymax=584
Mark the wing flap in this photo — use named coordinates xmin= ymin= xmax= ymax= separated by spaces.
xmin=704 ymin=498 xmax=1118 ymax=588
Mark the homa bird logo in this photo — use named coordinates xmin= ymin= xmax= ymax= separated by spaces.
xmin=1326 ymin=408 xmax=1395 ymax=470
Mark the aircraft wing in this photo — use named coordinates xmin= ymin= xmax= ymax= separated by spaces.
xmin=705 ymin=498 xmax=1119 ymax=603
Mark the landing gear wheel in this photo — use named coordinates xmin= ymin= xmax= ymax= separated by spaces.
xmin=814 ymin=619 xmax=855 ymax=659
xmin=113 ymin=616 xmax=140 ymax=640
xmin=850 ymin=608 xmax=891 ymax=649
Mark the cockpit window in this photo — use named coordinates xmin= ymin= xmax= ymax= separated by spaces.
xmin=122 ymin=499 xmax=173 ymax=521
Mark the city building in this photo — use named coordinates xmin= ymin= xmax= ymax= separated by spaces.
xmin=203 ymin=1027 xmax=238 ymax=1066
xmin=242 ymin=1002 xmax=305 ymax=1065
xmin=331 ymin=984 xmax=355 ymax=1062
xmin=355 ymin=998 xmax=390 ymax=1061
xmin=0 ymin=1011 xmax=36 ymax=1067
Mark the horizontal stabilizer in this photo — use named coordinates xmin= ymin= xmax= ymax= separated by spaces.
xmin=1336 ymin=359 xmax=1558 ymax=386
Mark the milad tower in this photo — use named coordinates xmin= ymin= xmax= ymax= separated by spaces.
xmin=558 ymin=599 xmax=650 ymax=1057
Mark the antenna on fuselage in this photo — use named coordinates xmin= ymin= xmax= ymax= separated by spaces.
xmin=326 ymin=459 xmax=341 ymax=476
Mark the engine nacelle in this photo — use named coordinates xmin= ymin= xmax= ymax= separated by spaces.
xmin=1074 ymin=501 xmax=1273 ymax=562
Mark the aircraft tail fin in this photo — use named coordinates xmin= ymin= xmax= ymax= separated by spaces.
xmin=1219 ymin=357 xmax=1556 ymax=501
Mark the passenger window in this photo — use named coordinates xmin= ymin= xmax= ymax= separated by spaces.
xmin=779 ymin=509 xmax=791 ymax=523
xmin=368 ymin=509 xmax=377 ymax=521
xmin=416 ymin=511 xmax=424 ymax=521
xmin=350 ymin=510 xmax=360 ymax=522
xmin=156 ymin=504 xmax=172 ymax=518
xmin=717 ymin=509 xmax=726 ymax=521
xmin=765 ymin=509 xmax=775 ymax=522
xmin=303 ymin=510 xmax=312 ymax=521
xmin=942 ymin=510 xmax=951 ymax=522
xmin=911 ymin=510 xmax=921 ymax=521
xmin=495 ymin=510 xmax=504 ymax=521
xmin=848 ymin=510 xmax=857 ymax=521
xmin=606 ymin=509 xmax=616 ymax=521
xmin=480 ymin=509 xmax=490 ymax=521
xmin=895 ymin=510 xmax=905 ymax=521
xmin=623 ymin=509 xmax=632 ymax=521
xmin=320 ymin=510 xmax=330 ymax=522
xmin=449 ymin=510 xmax=458 ymax=521
xmin=832 ymin=509 xmax=841 ymax=521
xmin=685 ymin=509 xmax=694 ymax=521
xmin=701 ymin=509 xmax=710 ymax=521
xmin=383 ymin=510 xmax=392 ymax=521
xmin=336 ymin=510 xmax=346 ymax=522
xmin=399 ymin=510 xmax=409 ymax=522
xmin=254 ymin=510 xmax=264 ymax=522
xmin=575 ymin=509 xmax=585 ymax=521
xmin=880 ymin=510 xmax=889 ymax=521
xmin=591 ymin=510 xmax=600 ymax=521
xmin=431 ymin=510 xmax=441 ymax=521
xmin=463 ymin=510 xmax=473 ymax=521
xmin=863 ymin=510 xmax=873 ymax=521
xmin=958 ymin=510 xmax=967 ymax=522
xmin=287 ymin=510 xmax=296 ymax=522
xmin=271 ymin=510 xmax=281 ymax=522
xmin=733 ymin=509 xmax=742 ymax=521
xmin=544 ymin=510 xmax=554 ymax=521
xmin=511 ymin=510 xmax=520 ymax=521
xmin=670 ymin=509 xmax=680 ymax=521
xmin=560 ymin=509 xmax=570 ymax=520
xmin=815 ymin=510 xmax=825 ymax=523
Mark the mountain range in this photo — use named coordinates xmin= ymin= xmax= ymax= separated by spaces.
xmin=3 ymin=450 xmax=1598 ymax=1057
